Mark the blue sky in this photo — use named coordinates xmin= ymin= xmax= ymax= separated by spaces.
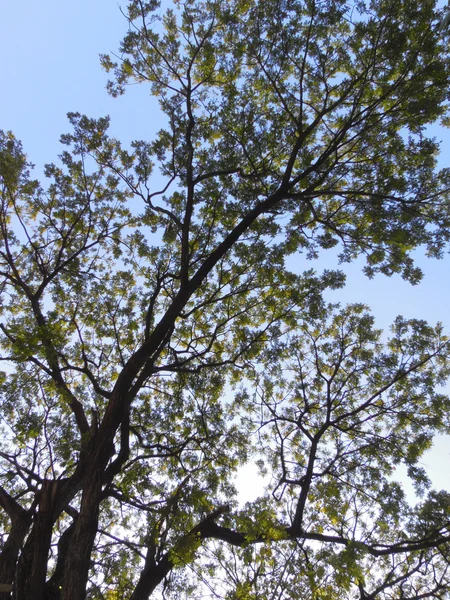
xmin=1 ymin=1 xmax=159 ymax=175
xmin=1 ymin=0 xmax=449 ymax=497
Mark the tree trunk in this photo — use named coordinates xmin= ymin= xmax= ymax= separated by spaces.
xmin=0 ymin=517 xmax=30 ymax=599
xmin=14 ymin=481 xmax=58 ymax=600
xmin=44 ymin=518 xmax=76 ymax=599
xmin=60 ymin=474 xmax=101 ymax=600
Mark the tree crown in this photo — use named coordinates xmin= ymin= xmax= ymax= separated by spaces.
xmin=1 ymin=1 xmax=450 ymax=598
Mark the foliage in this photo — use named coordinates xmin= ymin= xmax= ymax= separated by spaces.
xmin=1 ymin=0 xmax=450 ymax=598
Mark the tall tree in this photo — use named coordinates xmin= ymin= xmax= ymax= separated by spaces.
xmin=1 ymin=0 xmax=450 ymax=598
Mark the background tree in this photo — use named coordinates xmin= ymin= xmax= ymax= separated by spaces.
xmin=1 ymin=0 xmax=450 ymax=598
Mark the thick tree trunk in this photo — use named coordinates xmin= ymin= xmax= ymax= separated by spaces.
xmin=45 ymin=518 xmax=76 ymax=598
xmin=60 ymin=474 xmax=102 ymax=600
xmin=14 ymin=481 xmax=59 ymax=600
xmin=0 ymin=518 xmax=30 ymax=599
xmin=0 ymin=487 xmax=32 ymax=599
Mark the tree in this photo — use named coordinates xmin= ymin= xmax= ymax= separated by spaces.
xmin=1 ymin=0 xmax=450 ymax=597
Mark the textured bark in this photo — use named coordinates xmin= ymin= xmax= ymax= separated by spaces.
xmin=41 ymin=517 xmax=77 ymax=600
xmin=0 ymin=487 xmax=32 ymax=600
xmin=14 ymin=481 xmax=59 ymax=600
xmin=0 ymin=519 xmax=30 ymax=599
xmin=60 ymin=474 xmax=101 ymax=600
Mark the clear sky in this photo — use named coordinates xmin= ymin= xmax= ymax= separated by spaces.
xmin=1 ymin=0 xmax=449 ymax=501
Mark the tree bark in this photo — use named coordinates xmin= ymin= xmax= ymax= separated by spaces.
xmin=60 ymin=474 xmax=101 ymax=600
xmin=14 ymin=481 xmax=58 ymax=600
xmin=42 ymin=516 xmax=77 ymax=600
xmin=0 ymin=520 xmax=29 ymax=600
xmin=0 ymin=487 xmax=31 ymax=599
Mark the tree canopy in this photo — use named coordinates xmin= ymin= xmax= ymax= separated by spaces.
xmin=1 ymin=0 xmax=450 ymax=598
